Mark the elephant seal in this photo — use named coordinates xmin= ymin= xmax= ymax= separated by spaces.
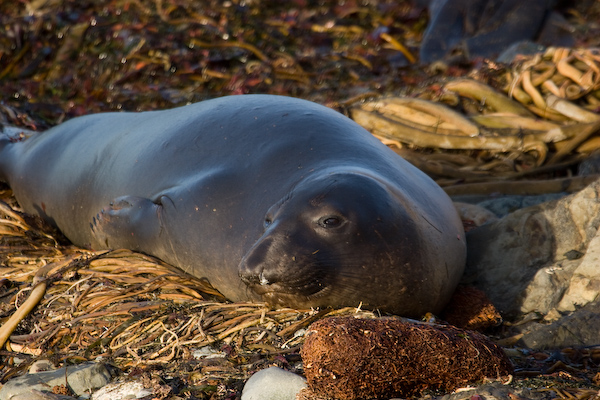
xmin=0 ymin=95 xmax=466 ymax=317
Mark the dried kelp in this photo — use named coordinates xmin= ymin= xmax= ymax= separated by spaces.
xmin=0 ymin=193 xmax=376 ymax=396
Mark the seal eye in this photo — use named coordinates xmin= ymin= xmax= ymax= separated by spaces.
xmin=318 ymin=216 xmax=342 ymax=228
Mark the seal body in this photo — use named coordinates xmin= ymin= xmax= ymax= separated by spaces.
xmin=0 ymin=95 xmax=466 ymax=316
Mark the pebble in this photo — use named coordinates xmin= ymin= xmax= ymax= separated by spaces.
xmin=91 ymin=380 xmax=154 ymax=400
xmin=29 ymin=359 xmax=56 ymax=373
xmin=241 ymin=366 xmax=307 ymax=400
xmin=0 ymin=362 xmax=118 ymax=400
xmin=453 ymin=201 xmax=498 ymax=228
xmin=192 ymin=345 xmax=227 ymax=359
xmin=428 ymin=381 xmax=549 ymax=400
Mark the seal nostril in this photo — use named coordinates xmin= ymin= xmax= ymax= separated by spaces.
xmin=259 ymin=272 xmax=269 ymax=286
xmin=264 ymin=217 xmax=272 ymax=229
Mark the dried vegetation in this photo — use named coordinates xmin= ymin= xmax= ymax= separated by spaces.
xmin=2 ymin=0 xmax=600 ymax=398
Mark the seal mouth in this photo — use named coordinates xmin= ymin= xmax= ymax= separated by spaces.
xmin=244 ymin=275 xmax=330 ymax=297
xmin=240 ymin=265 xmax=333 ymax=308
xmin=253 ymin=282 xmax=333 ymax=309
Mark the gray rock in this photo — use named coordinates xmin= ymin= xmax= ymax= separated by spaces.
xmin=464 ymin=179 xmax=600 ymax=317
xmin=7 ymin=389 xmax=76 ymax=400
xmin=241 ymin=367 xmax=306 ymax=400
xmin=517 ymin=299 xmax=600 ymax=349
xmin=477 ymin=193 xmax=566 ymax=217
xmin=420 ymin=381 xmax=550 ymax=400
xmin=419 ymin=0 xmax=574 ymax=64
xmin=451 ymin=193 xmax=567 ymax=217
xmin=0 ymin=362 xmax=118 ymax=400
xmin=419 ymin=0 xmax=552 ymax=63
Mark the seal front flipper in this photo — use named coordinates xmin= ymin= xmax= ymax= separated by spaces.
xmin=90 ymin=195 xmax=165 ymax=250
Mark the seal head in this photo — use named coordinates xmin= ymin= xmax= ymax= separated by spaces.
xmin=240 ymin=171 xmax=440 ymax=315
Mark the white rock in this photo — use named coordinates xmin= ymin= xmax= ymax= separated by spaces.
xmin=558 ymin=226 xmax=600 ymax=311
xmin=192 ymin=345 xmax=227 ymax=359
xmin=453 ymin=201 xmax=498 ymax=227
xmin=241 ymin=367 xmax=306 ymax=400
xmin=92 ymin=380 xmax=153 ymax=400
xmin=29 ymin=360 xmax=56 ymax=373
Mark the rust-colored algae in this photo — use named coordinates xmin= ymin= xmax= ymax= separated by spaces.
xmin=442 ymin=286 xmax=503 ymax=331
xmin=301 ymin=316 xmax=513 ymax=399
